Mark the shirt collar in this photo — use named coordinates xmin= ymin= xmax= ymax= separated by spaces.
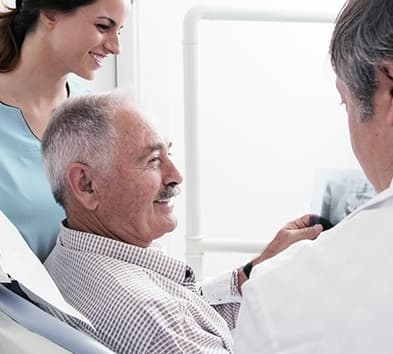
xmin=59 ymin=222 xmax=194 ymax=284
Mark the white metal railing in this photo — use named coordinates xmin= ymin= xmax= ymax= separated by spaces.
xmin=183 ymin=6 xmax=335 ymax=280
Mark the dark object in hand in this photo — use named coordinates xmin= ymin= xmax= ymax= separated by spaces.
xmin=309 ymin=215 xmax=334 ymax=231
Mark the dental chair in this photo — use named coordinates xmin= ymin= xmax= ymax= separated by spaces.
xmin=0 ymin=210 xmax=114 ymax=354
xmin=0 ymin=283 xmax=114 ymax=354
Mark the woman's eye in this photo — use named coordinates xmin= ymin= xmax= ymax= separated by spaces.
xmin=96 ymin=24 xmax=110 ymax=32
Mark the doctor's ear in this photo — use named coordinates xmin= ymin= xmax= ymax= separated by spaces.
xmin=379 ymin=63 xmax=393 ymax=96
xmin=66 ymin=163 xmax=99 ymax=211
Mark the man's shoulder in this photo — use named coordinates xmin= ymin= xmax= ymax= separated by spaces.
xmin=52 ymin=249 xmax=180 ymax=311
xmin=250 ymin=186 xmax=393 ymax=283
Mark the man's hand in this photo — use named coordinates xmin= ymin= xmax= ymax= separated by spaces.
xmin=238 ymin=214 xmax=323 ymax=290
xmin=256 ymin=214 xmax=323 ymax=264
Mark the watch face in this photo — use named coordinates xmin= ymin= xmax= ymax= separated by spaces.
xmin=243 ymin=261 xmax=253 ymax=278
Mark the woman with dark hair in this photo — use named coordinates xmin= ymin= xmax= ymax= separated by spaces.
xmin=0 ymin=0 xmax=130 ymax=261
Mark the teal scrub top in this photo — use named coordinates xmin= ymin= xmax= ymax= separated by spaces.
xmin=0 ymin=79 xmax=87 ymax=262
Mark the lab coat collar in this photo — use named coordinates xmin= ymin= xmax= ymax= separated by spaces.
xmin=344 ymin=178 xmax=393 ymax=222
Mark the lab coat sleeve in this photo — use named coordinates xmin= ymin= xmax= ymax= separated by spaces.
xmin=234 ymin=280 xmax=275 ymax=354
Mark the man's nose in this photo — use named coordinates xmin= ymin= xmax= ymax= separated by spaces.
xmin=164 ymin=159 xmax=183 ymax=186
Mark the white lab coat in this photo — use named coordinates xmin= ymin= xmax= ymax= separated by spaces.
xmin=235 ymin=179 xmax=393 ymax=354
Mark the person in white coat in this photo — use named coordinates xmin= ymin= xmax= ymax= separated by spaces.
xmin=235 ymin=0 xmax=393 ymax=353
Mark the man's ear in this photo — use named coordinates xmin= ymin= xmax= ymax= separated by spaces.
xmin=39 ymin=10 xmax=58 ymax=29
xmin=66 ymin=163 xmax=99 ymax=211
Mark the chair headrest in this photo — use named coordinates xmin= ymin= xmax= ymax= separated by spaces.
xmin=0 ymin=210 xmax=91 ymax=325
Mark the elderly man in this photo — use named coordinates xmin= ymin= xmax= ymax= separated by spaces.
xmin=235 ymin=1 xmax=393 ymax=353
xmin=40 ymin=92 xmax=321 ymax=354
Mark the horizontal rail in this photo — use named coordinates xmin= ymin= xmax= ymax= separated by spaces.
xmin=200 ymin=239 xmax=268 ymax=254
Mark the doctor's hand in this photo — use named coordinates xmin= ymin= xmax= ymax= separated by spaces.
xmin=238 ymin=214 xmax=323 ymax=290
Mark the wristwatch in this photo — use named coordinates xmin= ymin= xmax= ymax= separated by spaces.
xmin=242 ymin=261 xmax=253 ymax=279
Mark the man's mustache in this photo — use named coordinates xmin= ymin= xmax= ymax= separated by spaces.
xmin=155 ymin=184 xmax=181 ymax=200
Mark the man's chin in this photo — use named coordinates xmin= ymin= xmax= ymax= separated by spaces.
xmin=165 ymin=218 xmax=178 ymax=233
xmin=157 ymin=218 xmax=178 ymax=236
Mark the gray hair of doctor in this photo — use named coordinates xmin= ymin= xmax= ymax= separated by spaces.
xmin=41 ymin=92 xmax=128 ymax=208
xmin=329 ymin=0 xmax=393 ymax=121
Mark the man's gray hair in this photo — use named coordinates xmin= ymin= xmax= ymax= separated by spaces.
xmin=329 ymin=0 xmax=393 ymax=121
xmin=41 ymin=91 xmax=127 ymax=207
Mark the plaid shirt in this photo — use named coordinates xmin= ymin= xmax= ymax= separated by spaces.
xmin=42 ymin=224 xmax=240 ymax=353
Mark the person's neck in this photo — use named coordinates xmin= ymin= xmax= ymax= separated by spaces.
xmin=2 ymin=68 xmax=68 ymax=103
xmin=1 ymin=32 xmax=69 ymax=104
xmin=66 ymin=211 xmax=152 ymax=249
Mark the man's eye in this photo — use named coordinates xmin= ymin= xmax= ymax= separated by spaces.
xmin=148 ymin=157 xmax=161 ymax=168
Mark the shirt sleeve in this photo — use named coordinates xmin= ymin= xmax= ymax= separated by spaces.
xmin=201 ymin=269 xmax=242 ymax=330
xmin=201 ymin=270 xmax=241 ymax=305
xmin=147 ymin=323 xmax=231 ymax=354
